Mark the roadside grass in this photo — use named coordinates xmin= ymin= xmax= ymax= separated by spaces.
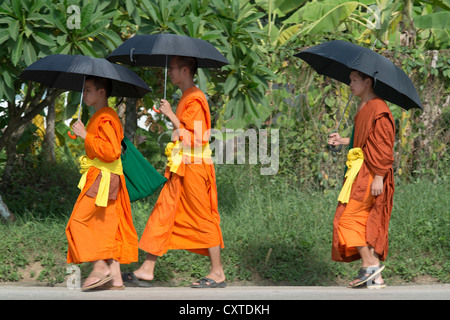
xmin=0 ymin=164 xmax=448 ymax=286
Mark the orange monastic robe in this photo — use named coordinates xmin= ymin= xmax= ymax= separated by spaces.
xmin=332 ymin=98 xmax=395 ymax=262
xmin=139 ymin=86 xmax=224 ymax=257
xmin=66 ymin=107 xmax=138 ymax=264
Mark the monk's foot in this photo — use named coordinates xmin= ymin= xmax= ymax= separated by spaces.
xmin=110 ymin=273 xmax=124 ymax=287
xmin=132 ymin=269 xmax=154 ymax=281
xmin=82 ymin=270 xmax=112 ymax=290
xmin=121 ymin=270 xmax=154 ymax=287
xmin=192 ymin=272 xmax=226 ymax=287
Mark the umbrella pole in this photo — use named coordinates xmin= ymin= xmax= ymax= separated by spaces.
xmin=164 ymin=55 xmax=168 ymax=100
xmin=328 ymin=93 xmax=353 ymax=152
xmin=68 ymin=75 xmax=85 ymax=140
xmin=78 ymin=75 xmax=85 ymax=119
xmin=153 ymin=56 xmax=168 ymax=114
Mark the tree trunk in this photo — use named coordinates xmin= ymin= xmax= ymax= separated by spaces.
xmin=1 ymin=114 xmax=26 ymax=187
xmin=44 ymin=101 xmax=56 ymax=163
xmin=124 ymin=97 xmax=138 ymax=142
xmin=0 ymin=87 xmax=62 ymax=188
xmin=400 ymin=0 xmax=416 ymax=47
xmin=0 ymin=194 xmax=15 ymax=223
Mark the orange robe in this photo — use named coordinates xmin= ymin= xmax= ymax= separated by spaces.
xmin=138 ymin=87 xmax=224 ymax=257
xmin=332 ymin=98 xmax=395 ymax=262
xmin=66 ymin=107 xmax=138 ymax=264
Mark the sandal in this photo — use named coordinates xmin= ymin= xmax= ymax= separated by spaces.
xmin=122 ymin=272 xmax=153 ymax=287
xmin=92 ymin=283 xmax=125 ymax=290
xmin=367 ymin=273 xmax=387 ymax=289
xmin=350 ymin=264 xmax=385 ymax=288
xmin=81 ymin=271 xmax=113 ymax=291
xmin=191 ymin=277 xmax=227 ymax=288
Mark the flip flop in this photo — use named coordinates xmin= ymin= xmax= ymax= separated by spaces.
xmin=122 ymin=272 xmax=153 ymax=287
xmin=191 ymin=277 xmax=227 ymax=288
xmin=351 ymin=264 xmax=385 ymax=288
xmin=92 ymin=283 xmax=125 ymax=290
xmin=81 ymin=271 xmax=113 ymax=291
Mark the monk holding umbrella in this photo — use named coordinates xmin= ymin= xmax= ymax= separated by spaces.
xmin=20 ymin=54 xmax=151 ymax=290
xmin=108 ymin=34 xmax=229 ymax=288
xmin=296 ymin=40 xmax=423 ymax=288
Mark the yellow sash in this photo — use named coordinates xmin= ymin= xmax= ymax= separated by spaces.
xmin=338 ymin=147 xmax=364 ymax=204
xmin=77 ymin=155 xmax=123 ymax=207
xmin=165 ymin=141 xmax=212 ymax=173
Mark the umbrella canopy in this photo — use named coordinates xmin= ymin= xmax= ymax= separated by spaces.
xmin=106 ymin=34 xmax=229 ymax=68
xmin=19 ymin=54 xmax=151 ymax=98
xmin=295 ymin=40 xmax=423 ymax=110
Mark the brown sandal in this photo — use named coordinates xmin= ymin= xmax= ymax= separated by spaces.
xmin=81 ymin=271 xmax=113 ymax=291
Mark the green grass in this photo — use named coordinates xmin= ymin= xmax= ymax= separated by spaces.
xmin=1 ymin=164 xmax=449 ymax=286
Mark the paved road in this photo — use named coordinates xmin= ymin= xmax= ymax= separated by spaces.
xmin=1 ymin=283 xmax=449 ymax=300
xmin=2 ymin=284 xmax=448 ymax=317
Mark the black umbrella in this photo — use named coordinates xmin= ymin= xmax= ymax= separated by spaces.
xmin=295 ymin=40 xmax=423 ymax=151
xmin=106 ymin=34 xmax=229 ymax=100
xmin=20 ymin=54 xmax=151 ymax=138
xmin=295 ymin=40 xmax=423 ymax=111
xmin=20 ymin=54 xmax=151 ymax=98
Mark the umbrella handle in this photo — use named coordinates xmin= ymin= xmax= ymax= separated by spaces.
xmin=67 ymin=131 xmax=77 ymax=139
xmin=152 ymin=105 xmax=161 ymax=113
xmin=328 ymin=143 xmax=342 ymax=152
xmin=328 ymin=130 xmax=343 ymax=152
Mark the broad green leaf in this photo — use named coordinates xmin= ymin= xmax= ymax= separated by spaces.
xmin=11 ymin=0 xmax=22 ymax=20
xmin=140 ymin=0 xmax=159 ymax=23
xmin=33 ymin=31 xmax=55 ymax=46
xmin=80 ymin=2 xmax=94 ymax=30
xmin=83 ymin=21 xmax=110 ymax=39
xmin=22 ymin=40 xmax=37 ymax=65
xmin=11 ymin=32 xmax=23 ymax=66
xmin=9 ymin=19 xmax=19 ymax=41
xmin=254 ymin=0 xmax=307 ymax=17
xmin=414 ymin=11 xmax=450 ymax=30
xmin=301 ymin=1 xmax=359 ymax=34
xmin=224 ymin=75 xmax=238 ymax=95
xmin=0 ymin=16 xmax=15 ymax=24
xmin=78 ymin=41 xmax=98 ymax=57
xmin=277 ymin=24 xmax=301 ymax=46
xmin=1 ymin=66 xmax=13 ymax=89
xmin=0 ymin=29 xmax=9 ymax=45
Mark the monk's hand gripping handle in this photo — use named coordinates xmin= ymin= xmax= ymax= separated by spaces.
xmin=328 ymin=131 xmax=343 ymax=153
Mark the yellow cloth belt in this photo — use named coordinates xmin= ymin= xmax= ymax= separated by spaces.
xmin=338 ymin=147 xmax=364 ymax=204
xmin=77 ymin=155 xmax=123 ymax=207
xmin=165 ymin=141 xmax=212 ymax=173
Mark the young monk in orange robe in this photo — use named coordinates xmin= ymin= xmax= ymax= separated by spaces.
xmin=123 ymin=56 xmax=225 ymax=288
xmin=66 ymin=76 xmax=138 ymax=290
xmin=328 ymin=70 xmax=395 ymax=288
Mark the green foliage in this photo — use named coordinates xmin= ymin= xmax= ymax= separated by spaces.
xmin=0 ymin=212 xmax=68 ymax=283
xmin=0 ymin=154 xmax=79 ymax=215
